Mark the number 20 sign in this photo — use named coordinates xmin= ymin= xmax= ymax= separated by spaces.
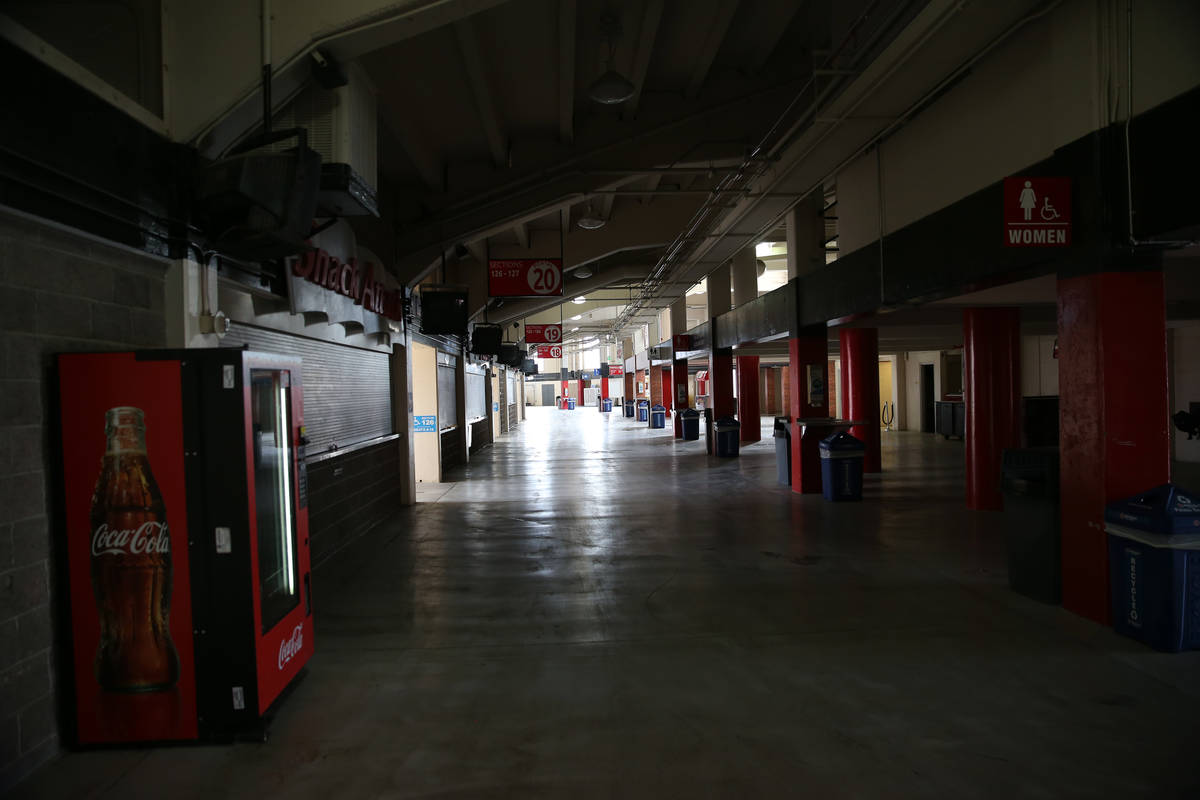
xmin=488 ymin=259 xmax=564 ymax=298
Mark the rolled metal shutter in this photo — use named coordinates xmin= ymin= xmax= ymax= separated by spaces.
xmin=223 ymin=324 xmax=392 ymax=453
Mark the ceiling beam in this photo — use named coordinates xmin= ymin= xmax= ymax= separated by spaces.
xmin=466 ymin=241 xmax=487 ymax=264
xmin=639 ymin=174 xmax=663 ymax=205
xmin=454 ymin=17 xmax=507 ymax=169
xmin=514 ymin=221 xmax=530 ymax=249
xmin=623 ymin=0 xmax=664 ymax=119
xmin=685 ymin=0 xmax=739 ymax=98
xmin=558 ymin=0 xmax=577 ymax=145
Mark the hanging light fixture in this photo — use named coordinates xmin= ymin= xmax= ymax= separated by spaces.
xmin=588 ymin=12 xmax=634 ymax=105
xmin=576 ymin=201 xmax=606 ymax=230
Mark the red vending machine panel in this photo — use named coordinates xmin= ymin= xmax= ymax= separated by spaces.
xmin=57 ymin=349 xmax=313 ymax=745
xmin=58 ymin=353 xmax=199 ymax=744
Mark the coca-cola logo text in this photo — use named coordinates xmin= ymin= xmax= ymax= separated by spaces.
xmin=278 ymin=623 xmax=304 ymax=670
xmin=91 ymin=522 xmax=170 ymax=557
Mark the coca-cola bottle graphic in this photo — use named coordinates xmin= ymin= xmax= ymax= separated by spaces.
xmin=89 ymin=407 xmax=179 ymax=691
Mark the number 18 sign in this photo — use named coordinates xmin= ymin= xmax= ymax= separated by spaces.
xmin=488 ymin=259 xmax=563 ymax=297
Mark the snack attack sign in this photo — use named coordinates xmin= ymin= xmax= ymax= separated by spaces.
xmin=284 ymin=222 xmax=404 ymax=332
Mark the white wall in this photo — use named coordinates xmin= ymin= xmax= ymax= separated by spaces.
xmin=1020 ymin=335 xmax=1060 ymax=396
xmin=904 ymin=350 xmax=944 ymax=432
xmin=1172 ymin=326 xmax=1200 ymax=466
xmin=411 ymin=341 xmax=440 ymax=483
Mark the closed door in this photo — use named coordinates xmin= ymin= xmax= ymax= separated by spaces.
xmin=920 ymin=364 xmax=935 ymax=433
xmin=541 ymin=383 xmax=554 ymax=406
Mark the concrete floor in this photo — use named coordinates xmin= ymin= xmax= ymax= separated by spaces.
xmin=15 ymin=407 xmax=1200 ymax=798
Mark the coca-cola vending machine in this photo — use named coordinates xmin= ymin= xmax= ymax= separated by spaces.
xmin=56 ymin=349 xmax=314 ymax=744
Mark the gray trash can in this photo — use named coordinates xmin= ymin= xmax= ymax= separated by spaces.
xmin=680 ymin=408 xmax=700 ymax=441
xmin=1002 ymin=448 xmax=1061 ymax=604
xmin=715 ymin=417 xmax=740 ymax=457
xmin=650 ymin=404 xmax=666 ymax=429
xmin=623 ymin=400 xmax=634 ymax=417
xmin=773 ymin=416 xmax=791 ymax=485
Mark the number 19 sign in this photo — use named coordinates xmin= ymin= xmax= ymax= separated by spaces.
xmin=488 ymin=259 xmax=563 ymax=298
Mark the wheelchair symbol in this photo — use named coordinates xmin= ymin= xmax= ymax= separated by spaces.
xmin=1040 ymin=198 xmax=1060 ymax=221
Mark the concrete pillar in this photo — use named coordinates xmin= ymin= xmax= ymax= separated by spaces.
xmin=840 ymin=328 xmax=881 ymax=473
xmin=737 ymin=356 xmax=760 ymax=443
xmin=1058 ymin=269 xmax=1169 ymax=623
xmin=963 ymin=308 xmax=1021 ymax=511
xmin=786 ymin=195 xmax=826 ymax=280
xmin=788 ymin=328 xmax=829 ymax=494
xmin=455 ymin=349 xmax=468 ymax=462
xmin=732 ymin=246 xmax=758 ymax=307
xmin=389 ymin=336 xmax=417 ymax=506
xmin=707 ymin=262 xmax=731 ymax=317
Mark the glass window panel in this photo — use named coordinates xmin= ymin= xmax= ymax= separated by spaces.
xmin=251 ymin=370 xmax=299 ymax=633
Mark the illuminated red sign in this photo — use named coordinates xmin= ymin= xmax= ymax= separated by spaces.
xmin=1004 ymin=177 xmax=1071 ymax=247
xmin=537 ymin=345 xmax=562 ymax=359
xmin=489 ymin=259 xmax=563 ymax=297
xmin=526 ymin=324 xmax=562 ymax=344
xmin=607 ymin=366 xmax=624 ymax=376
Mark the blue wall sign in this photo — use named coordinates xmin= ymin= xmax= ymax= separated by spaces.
xmin=414 ymin=415 xmax=437 ymax=432
xmin=493 ymin=402 xmax=500 ymax=412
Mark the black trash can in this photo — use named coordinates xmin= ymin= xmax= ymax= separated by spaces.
xmin=680 ymin=408 xmax=700 ymax=441
xmin=637 ymin=400 xmax=649 ymax=422
xmin=1002 ymin=448 xmax=1061 ymax=604
xmin=773 ymin=416 xmax=791 ymax=485
xmin=820 ymin=432 xmax=865 ymax=501
xmin=623 ymin=400 xmax=634 ymax=418
xmin=715 ymin=417 xmax=740 ymax=457
xmin=704 ymin=409 xmax=714 ymax=454
xmin=650 ymin=404 xmax=666 ymax=429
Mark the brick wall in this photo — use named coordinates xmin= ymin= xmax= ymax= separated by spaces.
xmin=0 ymin=211 xmax=167 ymax=791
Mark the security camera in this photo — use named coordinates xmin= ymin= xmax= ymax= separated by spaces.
xmin=513 ymin=322 xmax=520 ymax=328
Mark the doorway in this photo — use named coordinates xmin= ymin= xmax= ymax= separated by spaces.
xmin=541 ymin=383 xmax=554 ymax=406
xmin=920 ymin=363 xmax=935 ymax=433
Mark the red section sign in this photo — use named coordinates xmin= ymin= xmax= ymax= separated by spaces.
xmin=526 ymin=323 xmax=562 ymax=344
xmin=1004 ymin=177 xmax=1071 ymax=247
xmin=607 ymin=366 xmax=624 ymax=376
xmin=489 ymin=259 xmax=563 ymax=297
xmin=537 ymin=345 xmax=562 ymax=358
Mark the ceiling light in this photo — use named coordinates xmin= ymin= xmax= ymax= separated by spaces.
xmin=576 ymin=202 xmax=606 ymax=230
xmin=571 ymin=314 xmax=582 ymax=321
xmin=571 ymin=327 xmax=580 ymax=332
xmin=588 ymin=70 xmax=635 ymax=104
xmin=572 ymin=266 xmax=594 ymax=278
xmin=572 ymin=296 xmax=587 ymax=304
xmin=588 ymin=13 xmax=634 ymax=105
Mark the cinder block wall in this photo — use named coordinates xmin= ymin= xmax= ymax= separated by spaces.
xmin=0 ymin=211 xmax=167 ymax=790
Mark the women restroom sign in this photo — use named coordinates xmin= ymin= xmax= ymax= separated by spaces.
xmin=1004 ymin=177 xmax=1070 ymax=246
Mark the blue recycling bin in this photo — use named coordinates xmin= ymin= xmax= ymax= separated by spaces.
xmin=714 ymin=417 xmax=740 ymax=457
xmin=820 ymin=431 xmax=865 ymax=501
xmin=637 ymin=400 xmax=649 ymax=422
xmin=680 ymin=408 xmax=700 ymax=441
xmin=567 ymin=397 xmax=576 ymax=410
xmin=650 ymin=404 xmax=666 ymax=429
xmin=623 ymin=400 xmax=634 ymax=417
xmin=1105 ymin=484 xmax=1200 ymax=652
xmin=601 ymin=397 xmax=613 ymax=413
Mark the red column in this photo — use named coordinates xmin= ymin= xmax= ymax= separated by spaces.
xmin=661 ymin=366 xmax=672 ymax=416
xmin=601 ymin=372 xmax=610 ymax=400
xmin=737 ymin=356 xmax=760 ymax=443
xmin=789 ymin=330 xmax=829 ymax=493
xmin=1058 ymin=271 xmax=1169 ymax=623
xmin=560 ymin=379 xmax=568 ymax=409
xmin=672 ymin=359 xmax=688 ymax=437
xmin=840 ymin=328 xmax=881 ymax=473
xmin=577 ymin=378 xmax=585 ymax=407
xmin=710 ymin=352 xmax=735 ymax=419
xmin=963 ymin=308 xmax=1021 ymax=510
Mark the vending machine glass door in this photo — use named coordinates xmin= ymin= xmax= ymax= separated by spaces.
xmin=250 ymin=369 xmax=300 ymax=633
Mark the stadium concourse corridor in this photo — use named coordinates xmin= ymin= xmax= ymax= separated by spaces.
xmin=15 ymin=406 xmax=1200 ymax=798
